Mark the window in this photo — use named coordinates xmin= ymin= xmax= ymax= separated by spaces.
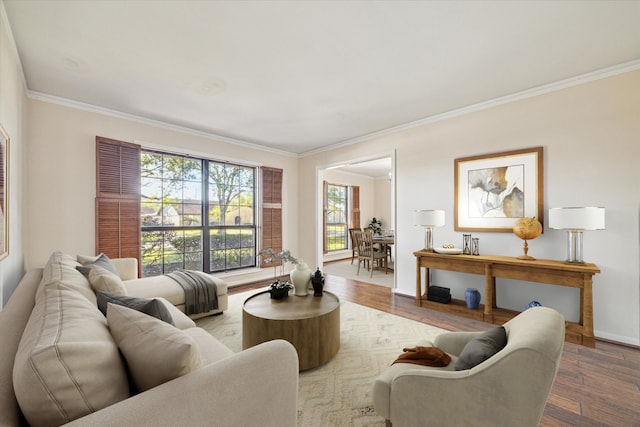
xmin=325 ymin=184 xmax=348 ymax=251
xmin=140 ymin=150 xmax=256 ymax=277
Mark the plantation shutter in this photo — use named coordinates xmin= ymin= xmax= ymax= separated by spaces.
xmin=95 ymin=136 xmax=141 ymax=271
xmin=350 ymin=185 xmax=360 ymax=229
xmin=260 ymin=166 xmax=283 ymax=268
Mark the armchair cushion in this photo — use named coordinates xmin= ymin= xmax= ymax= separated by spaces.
xmin=454 ymin=325 xmax=507 ymax=370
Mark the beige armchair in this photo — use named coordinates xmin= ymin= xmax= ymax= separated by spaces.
xmin=373 ymin=307 xmax=565 ymax=427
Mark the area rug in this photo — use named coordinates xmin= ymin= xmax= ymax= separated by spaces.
xmin=196 ymin=289 xmax=446 ymax=426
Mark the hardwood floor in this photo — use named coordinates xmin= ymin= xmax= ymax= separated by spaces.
xmin=230 ymin=274 xmax=640 ymax=426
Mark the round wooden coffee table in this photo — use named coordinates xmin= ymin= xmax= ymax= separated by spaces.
xmin=242 ymin=290 xmax=340 ymax=371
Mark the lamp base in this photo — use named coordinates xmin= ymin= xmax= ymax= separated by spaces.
xmin=564 ymin=230 xmax=585 ymax=264
xmin=564 ymin=259 xmax=586 ymax=265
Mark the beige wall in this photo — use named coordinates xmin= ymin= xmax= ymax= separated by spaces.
xmin=25 ymin=100 xmax=299 ymax=284
xmin=301 ymin=71 xmax=640 ymax=345
xmin=0 ymin=9 xmax=27 ymax=306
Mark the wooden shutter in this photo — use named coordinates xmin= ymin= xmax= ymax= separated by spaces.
xmin=261 ymin=167 xmax=283 ymax=268
xmin=95 ymin=137 xmax=141 ymax=271
xmin=351 ymin=185 xmax=360 ymax=229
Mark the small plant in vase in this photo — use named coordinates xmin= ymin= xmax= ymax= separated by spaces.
xmin=267 ymin=280 xmax=293 ymax=300
xmin=259 ymin=248 xmax=300 ymax=299
xmin=368 ymin=217 xmax=383 ymax=236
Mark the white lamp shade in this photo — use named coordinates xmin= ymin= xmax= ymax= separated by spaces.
xmin=414 ymin=210 xmax=445 ymax=227
xmin=548 ymin=207 xmax=605 ymax=230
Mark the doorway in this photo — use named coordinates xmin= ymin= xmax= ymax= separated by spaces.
xmin=317 ymin=154 xmax=396 ymax=288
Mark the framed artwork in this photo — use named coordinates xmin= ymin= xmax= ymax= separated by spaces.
xmin=454 ymin=147 xmax=543 ymax=232
xmin=0 ymin=124 xmax=8 ymax=260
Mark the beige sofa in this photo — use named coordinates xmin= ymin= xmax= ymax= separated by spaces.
xmin=1 ymin=251 xmax=299 ymax=427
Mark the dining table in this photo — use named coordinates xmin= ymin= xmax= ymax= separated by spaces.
xmin=372 ymin=235 xmax=394 ymax=272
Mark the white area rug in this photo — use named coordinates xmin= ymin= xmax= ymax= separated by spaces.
xmin=196 ymin=290 xmax=445 ymax=426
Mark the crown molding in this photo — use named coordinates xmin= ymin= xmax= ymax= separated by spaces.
xmin=300 ymin=59 xmax=640 ymax=157
xmin=25 ymin=57 xmax=640 ymax=160
xmin=26 ymin=91 xmax=299 ymax=158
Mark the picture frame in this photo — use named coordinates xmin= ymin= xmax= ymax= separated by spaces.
xmin=454 ymin=147 xmax=543 ymax=232
xmin=0 ymin=124 xmax=8 ymax=260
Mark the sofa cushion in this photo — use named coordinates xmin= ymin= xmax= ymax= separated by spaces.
xmin=13 ymin=282 xmax=130 ymax=427
xmin=76 ymin=253 xmax=120 ymax=279
xmin=89 ymin=265 xmax=128 ymax=295
xmin=107 ymin=304 xmax=202 ymax=392
xmin=38 ymin=251 xmax=95 ymax=304
xmin=183 ymin=327 xmax=234 ymax=366
xmin=97 ymin=291 xmax=175 ymax=326
xmin=455 ymin=326 xmax=507 ymax=370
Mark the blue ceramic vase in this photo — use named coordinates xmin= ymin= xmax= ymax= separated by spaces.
xmin=465 ymin=288 xmax=481 ymax=309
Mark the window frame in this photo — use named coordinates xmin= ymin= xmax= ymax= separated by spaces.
xmin=140 ymin=149 xmax=257 ymax=276
xmin=325 ymin=183 xmax=349 ymax=252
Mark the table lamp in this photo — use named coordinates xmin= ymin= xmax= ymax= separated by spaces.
xmin=414 ymin=210 xmax=445 ymax=251
xmin=548 ymin=207 xmax=605 ymax=264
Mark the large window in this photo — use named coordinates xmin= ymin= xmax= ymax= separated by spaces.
xmin=325 ymin=184 xmax=348 ymax=251
xmin=140 ymin=150 xmax=256 ymax=277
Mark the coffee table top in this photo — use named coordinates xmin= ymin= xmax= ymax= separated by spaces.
xmin=243 ymin=290 xmax=340 ymax=321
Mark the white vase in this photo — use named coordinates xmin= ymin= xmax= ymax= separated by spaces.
xmin=290 ymin=262 xmax=311 ymax=296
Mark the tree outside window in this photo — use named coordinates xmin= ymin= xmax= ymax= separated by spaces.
xmin=140 ymin=151 xmax=256 ymax=277
xmin=326 ymin=184 xmax=348 ymax=251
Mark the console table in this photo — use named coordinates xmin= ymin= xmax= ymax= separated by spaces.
xmin=414 ymin=251 xmax=600 ymax=347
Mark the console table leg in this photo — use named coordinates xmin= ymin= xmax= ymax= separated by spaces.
xmin=484 ymin=265 xmax=494 ymax=322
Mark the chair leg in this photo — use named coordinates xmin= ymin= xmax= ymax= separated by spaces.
xmin=385 ymin=420 xmax=392 ymax=427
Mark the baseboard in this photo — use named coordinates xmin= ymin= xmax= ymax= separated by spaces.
xmin=594 ymin=330 xmax=640 ymax=348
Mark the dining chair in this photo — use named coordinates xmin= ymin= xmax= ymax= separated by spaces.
xmin=348 ymin=227 xmax=362 ymax=264
xmin=356 ymin=229 xmax=387 ymax=277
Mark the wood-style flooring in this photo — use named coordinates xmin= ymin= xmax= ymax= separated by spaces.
xmin=230 ymin=274 xmax=640 ymax=427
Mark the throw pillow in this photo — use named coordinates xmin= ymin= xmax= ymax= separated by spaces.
xmin=77 ymin=253 xmax=100 ymax=264
xmin=76 ymin=253 xmax=120 ymax=278
xmin=454 ymin=326 xmax=507 ymax=370
xmin=97 ymin=292 xmax=175 ymax=326
xmin=107 ymin=303 xmax=201 ymax=392
xmin=89 ymin=265 xmax=127 ymax=295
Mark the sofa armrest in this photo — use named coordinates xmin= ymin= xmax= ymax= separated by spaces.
xmin=111 ymin=258 xmax=138 ymax=281
xmin=433 ymin=331 xmax=480 ymax=356
xmin=64 ymin=340 xmax=299 ymax=427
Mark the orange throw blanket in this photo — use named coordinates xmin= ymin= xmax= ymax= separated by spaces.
xmin=392 ymin=346 xmax=451 ymax=367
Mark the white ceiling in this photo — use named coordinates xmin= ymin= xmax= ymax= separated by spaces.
xmin=3 ymin=1 xmax=640 ymax=156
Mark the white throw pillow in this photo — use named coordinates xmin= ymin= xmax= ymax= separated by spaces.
xmin=89 ymin=265 xmax=127 ymax=295
xmin=107 ymin=303 xmax=202 ymax=392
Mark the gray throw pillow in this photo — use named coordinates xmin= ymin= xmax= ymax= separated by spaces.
xmin=97 ymin=292 xmax=175 ymax=326
xmin=454 ymin=326 xmax=507 ymax=370
xmin=76 ymin=253 xmax=121 ymax=278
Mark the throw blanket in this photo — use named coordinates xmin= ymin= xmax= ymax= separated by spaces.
xmin=392 ymin=346 xmax=451 ymax=367
xmin=166 ymin=270 xmax=219 ymax=315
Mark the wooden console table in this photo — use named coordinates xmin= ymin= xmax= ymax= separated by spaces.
xmin=414 ymin=251 xmax=600 ymax=347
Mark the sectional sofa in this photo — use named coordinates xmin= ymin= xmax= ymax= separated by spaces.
xmin=0 ymin=251 xmax=299 ymax=427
